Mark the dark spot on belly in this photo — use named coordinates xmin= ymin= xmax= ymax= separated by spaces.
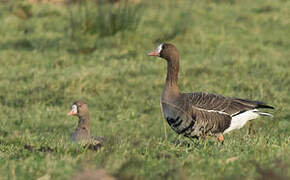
xmin=166 ymin=116 xmax=180 ymax=124
xmin=172 ymin=119 xmax=182 ymax=128
xmin=166 ymin=117 xmax=184 ymax=128
xmin=179 ymin=120 xmax=195 ymax=134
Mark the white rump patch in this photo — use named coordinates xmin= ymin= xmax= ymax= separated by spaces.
xmin=224 ymin=109 xmax=260 ymax=133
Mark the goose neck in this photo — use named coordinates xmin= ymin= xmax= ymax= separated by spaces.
xmin=163 ymin=57 xmax=180 ymax=96
xmin=77 ymin=114 xmax=90 ymax=130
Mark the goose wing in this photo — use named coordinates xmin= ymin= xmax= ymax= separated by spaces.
xmin=183 ymin=92 xmax=273 ymax=116
xmin=161 ymin=92 xmax=273 ymax=137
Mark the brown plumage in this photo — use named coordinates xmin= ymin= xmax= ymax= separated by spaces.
xmin=148 ymin=43 xmax=274 ymax=141
xmin=67 ymin=100 xmax=105 ymax=146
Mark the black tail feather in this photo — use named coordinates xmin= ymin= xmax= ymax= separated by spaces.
xmin=256 ymin=104 xmax=274 ymax=109
xmin=234 ymin=98 xmax=274 ymax=109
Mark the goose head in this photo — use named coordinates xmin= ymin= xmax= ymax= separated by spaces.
xmin=148 ymin=43 xmax=179 ymax=62
xmin=67 ymin=100 xmax=89 ymax=118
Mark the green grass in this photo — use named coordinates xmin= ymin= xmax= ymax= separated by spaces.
xmin=0 ymin=0 xmax=289 ymax=179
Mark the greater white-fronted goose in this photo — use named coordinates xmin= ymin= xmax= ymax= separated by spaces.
xmin=148 ymin=43 xmax=274 ymax=142
xmin=67 ymin=100 xmax=105 ymax=146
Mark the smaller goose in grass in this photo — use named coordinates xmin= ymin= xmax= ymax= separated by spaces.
xmin=67 ymin=100 xmax=105 ymax=147
xmin=148 ymin=43 xmax=274 ymax=142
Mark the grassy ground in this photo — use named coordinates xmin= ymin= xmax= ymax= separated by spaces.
xmin=0 ymin=0 xmax=289 ymax=179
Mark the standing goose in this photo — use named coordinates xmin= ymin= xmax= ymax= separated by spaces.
xmin=67 ymin=100 xmax=105 ymax=146
xmin=148 ymin=43 xmax=274 ymax=142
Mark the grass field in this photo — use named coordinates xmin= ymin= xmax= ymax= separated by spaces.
xmin=0 ymin=0 xmax=289 ymax=179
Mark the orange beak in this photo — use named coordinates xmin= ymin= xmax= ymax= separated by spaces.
xmin=67 ymin=110 xmax=77 ymax=116
xmin=147 ymin=50 xmax=160 ymax=56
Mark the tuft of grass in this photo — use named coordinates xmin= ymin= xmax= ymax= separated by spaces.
xmin=66 ymin=1 xmax=143 ymax=53
xmin=67 ymin=1 xmax=142 ymax=37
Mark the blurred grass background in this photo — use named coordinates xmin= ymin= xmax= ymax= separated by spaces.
xmin=0 ymin=0 xmax=289 ymax=179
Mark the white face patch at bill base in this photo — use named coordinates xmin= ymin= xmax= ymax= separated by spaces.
xmin=156 ymin=44 xmax=163 ymax=53
xmin=71 ymin=104 xmax=78 ymax=114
